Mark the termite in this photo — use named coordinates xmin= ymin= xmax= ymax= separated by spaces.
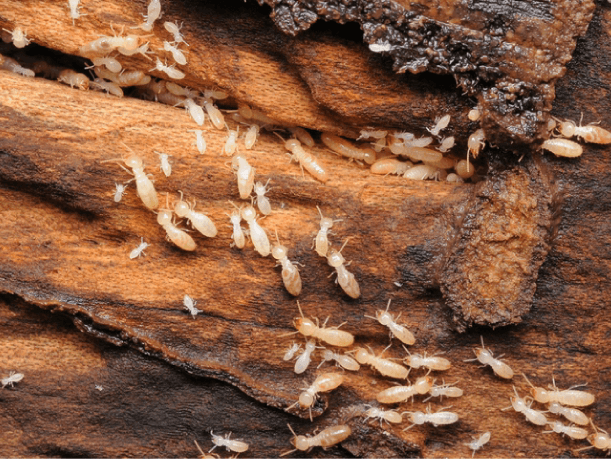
xmin=188 ymin=129 xmax=206 ymax=154
xmin=317 ymin=349 xmax=360 ymax=371
xmin=174 ymin=191 xmax=218 ymax=238
xmin=423 ymin=380 xmax=464 ymax=402
xmin=357 ymin=130 xmax=388 ymax=141
xmin=272 ymin=231 xmax=302 ymax=296
xmin=288 ymin=373 xmax=344 ymax=420
xmin=286 ymin=301 xmax=354 ymax=347
xmin=166 ymin=82 xmax=198 ymax=99
xmin=184 ymin=98 xmax=205 ymax=126
xmin=468 ymin=108 xmax=481 ymax=121
xmin=465 ymin=432 xmax=490 ymax=458
xmin=0 ymin=56 xmax=35 ymax=77
xmin=80 ymin=31 xmax=140 ymax=57
xmin=155 ymin=151 xmax=172 ymax=177
xmin=150 ymin=57 xmax=185 ymax=79
xmin=209 ymin=431 xmax=249 ymax=454
xmin=183 ymin=294 xmax=201 ymax=318
xmin=118 ymin=42 xmax=151 ymax=59
xmin=363 ymin=406 xmax=403 ymax=425
xmin=294 ymin=339 xmax=316 ymax=374
xmin=501 ymin=386 xmax=548 ymax=426
xmin=1 ymin=371 xmax=24 ymax=388
xmin=241 ymin=204 xmax=270 ymax=257
xmin=541 ymin=138 xmax=583 ymax=158
xmin=157 ymin=90 xmax=185 ymax=107
xmin=202 ymin=99 xmax=224 ymax=129
xmin=403 ymin=164 xmax=439 ymax=181
xmin=327 ymin=238 xmax=360 ymax=299
xmin=281 ymin=423 xmax=351 ymax=457
xmin=424 ymin=156 xmax=455 ymax=170
xmin=405 ymin=136 xmax=434 ymax=148
xmin=404 ymin=350 xmax=451 ymax=372
xmin=522 ymin=373 xmax=595 ymax=407
xmin=465 ymin=336 xmax=514 ymax=379
xmin=228 ymin=209 xmax=245 ymax=249
xmin=244 ymin=125 xmax=260 ymax=150
xmin=468 ymin=129 xmax=486 ymax=160
xmin=547 ymin=402 xmax=589 ymax=426
xmin=68 ymin=0 xmax=87 ymax=24
xmin=401 ymin=146 xmax=443 ymax=163
xmin=543 ymin=421 xmax=588 ymax=440
xmin=370 ymin=158 xmax=412 ymax=175
xmin=321 ymin=132 xmax=376 ymax=165
xmin=224 ymin=127 xmax=240 ymax=156
xmin=157 ymin=194 xmax=196 ymax=251
xmin=163 ymin=41 xmax=187 ymax=65
xmin=136 ymin=0 xmax=162 ymax=32
xmin=114 ymin=182 xmax=128 ymax=202
xmin=364 ymin=299 xmax=415 ymax=345
xmin=283 ymin=342 xmax=301 ymax=361
xmin=446 ymin=173 xmax=464 ymax=183
xmin=253 ymin=179 xmax=271 ymax=215
xmin=288 ymin=127 xmax=315 ymax=147
xmin=437 ymin=136 xmax=455 ymax=153
xmin=354 ymin=345 xmax=409 ymax=379
xmin=164 ymin=21 xmax=189 ymax=46
xmin=579 ymin=421 xmax=611 ymax=453
xmin=313 ymin=206 xmax=340 ymax=258
xmin=2 ymin=27 xmax=30 ymax=48
xmin=555 ymin=116 xmax=611 ymax=144
xmin=87 ymin=56 xmax=122 ymax=73
xmin=231 ymin=155 xmax=255 ymax=199
xmin=58 ymin=69 xmax=89 ymax=90
xmin=427 ymin=115 xmax=451 ymax=137
xmin=280 ymin=136 xmax=329 ymax=183
xmin=376 ymin=375 xmax=433 ymax=404
xmin=102 ymin=144 xmax=159 ymax=210
xmin=129 ymin=237 xmax=148 ymax=259
xmin=91 ymin=79 xmax=124 ymax=97
xmin=402 ymin=405 xmax=459 ymax=430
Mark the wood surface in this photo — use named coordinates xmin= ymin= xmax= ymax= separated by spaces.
xmin=1 ymin=0 xmax=611 ymax=457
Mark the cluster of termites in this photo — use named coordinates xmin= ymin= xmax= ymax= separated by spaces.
xmin=541 ymin=114 xmax=611 ymax=158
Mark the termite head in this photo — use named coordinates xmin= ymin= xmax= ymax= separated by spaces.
xmin=285 ymin=139 xmax=301 ymax=151
xmin=157 ymin=209 xmax=173 ymax=225
xmin=124 ymin=155 xmax=143 ymax=169
xmin=362 ymin=148 xmax=376 ymax=165
xmin=291 ymin=434 xmax=309 ymax=451
xmin=299 ymin=391 xmax=314 ymax=408
xmin=414 ymin=375 xmax=433 ymax=394
xmin=327 ymin=249 xmax=345 ymax=268
xmin=122 ymin=34 xmax=140 ymax=50
xmin=530 ymin=387 xmax=549 ymax=403
xmin=229 ymin=210 xmax=241 ymax=225
xmin=588 ymin=432 xmax=609 ymax=449
xmin=240 ymin=205 xmax=256 ymax=222
xmin=174 ymin=200 xmax=191 ymax=218
xmin=295 ymin=317 xmax=316 ymax=337
xmin=375 ymin=309 xmax=392 ymax=325
xmin=272 ymin=244 xmax=288 ymax=260
xmin=510 ymin=386 xmax=526 ymax=411
xmin=254 ymin=181 xmax=268 ymax=196
xmin=558 ymin=120 xmax=576 ymax=138
xmin=321 ymin=349 xmax=334 ymax=361
xmin=354 ymin=348 xmax=370 ymax=364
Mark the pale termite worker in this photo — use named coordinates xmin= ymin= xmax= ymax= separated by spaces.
xmin=363 ymin=406 xmax=402 ymax=426
xmin=202 ymin=99 xmax=225 ymax=129
xmin=354 ymin=346 xmax=409 ymax=379
xmin=58 ymin=69 xmax=89 ymax=90
xmin=184 ymin=98 xmax=205 ymax=126
xmin=357 ymin=129 xmax=388 ymax=142
xmin=403 ymin=164 xmax=440 ymax=181
xmin=224 ymin=126 xmax=240 ymax=156
xmin=281 ymin=423 xmax=351 ymax=457
xmin=91 ymin=79 xmax=123 ymax=97
xmin=465 ymin=336 xmax=514 ymax=379
xmin=150 ymin=57 xmax=185 ymax=79
xmin=280 ymin=135 xmax=329 ymax=183
xmin=375 ymin=375 xmax=433 ymax=404
xmin=209 ymin=431 xmax=248 ymax=454
xmin=204 ymin=89 xmax=228 ymax=100
xmin=541 ymin=138 xmax=583 ymax=158
xmin=135 ymin=0 xmax=162 ymax=32
xmin=543 ymin=421 xmax=588 ymax=440
xmin=364 ymin=299 xmax=415 ymax=345
xmin=424 ymin=156 xmax=455 ymax=170
xmin=157 ymin=194 xmax=196 ymax=251
xmin=404 ymin=136 xmax=434 ymax=148
xmin=465 ymin=432 xmax=491 ymax=458
xmin=227 ymin=209 xmax=245 ymax=249
xmin=87 ymin=56 xmax=122 ymax=73
xmin=241 ymin=204 xmax=270 ymax=257
xmin=79 ymin=30 xmax=141 ymax=57
xmin=102 ymin=144 xmax=159 ymax=210
xmin=231 ymin=155 xmax=255 ymax=200
xmin=288 ymin=373 xmax=344 ymax=421
xmin=0 ymin=56 xmax=35 ymax=77
xmin=188 ymin=129 xmax=206 ymax=154
xmin=399 ymin=147 xmax=443 ymax=163
xmin=285 ymin=301 xmax=354 ymax=347
xmin=253 ymin=179 xmax=272 ymax=215
xmin=163 ymin=41 xmax=187 ymax=65
xmin=468 ymin=108 xmax=481 ymax=121
xmin=294 ymin=339 xmax=316 ymax=374
xmin=272 ymin=231 xmax=302 ymax=297
xmin=555 ymin=116 xmax=611 ymax=144
xmin=183 ymin=294 xmax=201 ymax=318
xmin=244 ymin=124 xmax=259 ymax=150
xmin=404 ymin=349 xmax=451 ymax=372
xmin=2 ymin=27 xmax=30 ymax=48
xmin=427 ymin=114 xmax=451 ymax=137
xmin=402 ymin=405 xmax=459 ymax=430
xmin=166 ymin=82 xmax=199 ymax=99
xmin=423 ymin=380 xmax=464 ymax=402
xmin=547 ymin=401 xmax=589 ymax=426
xmin=321 ymin=132 xmax=376 ymax=165
xmin=68 ymin=0 xmax=87 ymax=24
xmin=522 ymin=373 xmax=595 ymax=407
xmin=370 ymin=158 xmax=412 ymax=175
xmin=501 ymin=386 xmax=548 ymax=426
xmin=317 ymin=349 xmax=360 ymax=372
xmin=118 ymin=42 xmax=151 ymax=59
xmin=437 ymin=136 xmax=455 ymax=153
xmin=155 ymin=151 xmax=172 ymax=177
xmin=468 ymin=128 xmax=486 ymax=160
xmin=288 ymin=127 xmax=315 ymax=147
xmin=327 ymin=238 xmax=360 ymax=299
xmin=1 ymin=371 xmax=24 ymax=388
xmin=313 ymin=206 xmax=341 ymax=258
xmin=129 ymin=237 xmax=149 ymax=259
xmin=164 ymin=21 xmax=189 ymax=46
xmin=114 ymin=182 xmax=128 ymax=202
xmin=446 ymin=173 xmax=464 ymax=183
xmin=174 ymin=191 xmax=218 ymax=238
xmin=283 ymin=342 xmax=301 ymax=361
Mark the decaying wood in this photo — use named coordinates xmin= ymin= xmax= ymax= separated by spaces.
xmin=1 ymin=0 xmax=611 ymax=457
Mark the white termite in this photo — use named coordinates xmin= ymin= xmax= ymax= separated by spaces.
xmin=0 ymin=56 xmax=35 ymax=77
xmin=403 ymin=164 xmax=439 ymax=181
xmin=164 ymin=21 xmax=189 ymax=46
xmin=150 ymin=57 xmax=185 ymax=79
xmin=364 ymin=299 xmax=415 ymax=345
xmin=465 ymin=432 xmax=491 ymax=458
xmin=403 ymin=405 xmax=459 ymax=430
xmin=282 ymin=424 xmax=351 ymax=456
xmin=405 ymin=136 xmax=434 ymax=148
xmin=541 ymin=138 xmax=583 ymax=158
xmin=91 ymin=79 xmax=124 ymax=97
xmin=166 ymin=81 xmax=199 ymax=98
xmin=1 ymin=371 xmax=24 ymax=388
xmin=354 ymin=345 xmax=409 ymax=379
xmin=289 ymin=373 xmax=344 ymax=420
xmin=321 ymin=132 xmax=376 ymax=165
xmin=68 ymin=0 xmax=86 ymax=24
xmin=281 ymin=136 xmax=329 ymax=183
xmin=253 ymin=179 xmax=272 ymax=215
xmin=114 ymin=182 xmax=128 ymax=202
xmin=313 ymin=206 xmax=340 ymax=258
xmin=283 ymin=342 xmax=301 ymax=361
xmin=327 ymin=238 xmax=360 ymax=299
xmin=79 ymin=32 xmax=140 ymax=57
xmin=244 ymin=124 xmax=259 ymax=150
xmin=95 ymin=385 xmax=104 ymax=391
xmin=357 ymin=130 xmax=388 ymax=141
xmin=129 ymin=237 xmax=149 ymax=259
xmin=317 ymin=349 xmax=360 ymax=371
xmin=501 ymin=386 xmax=548 ymax=426
xmin=155 ymin=151 xmax=172 ymax=177
xmin=427 ymin=114 xmax=451 ymax=137
xmin=547 ymin=402 xmax=589 ymax=426
xmin=465 ymin=336 xmax=513 ymax=379
xmin=376 ymin=375 xmax=433 ymax=404
xmin=2 ymin=27 xmax=30 ymax=48
xmin=209 ymin=431 xmax=248 ymax=454
xmin=286 ymin=301 xmax=354 ymax=347
xmin=294 ymin=339 xmax=316 ymax=374
xmin=203 ymin=99 xmax=225 ymax=129
xmin=400 ymin=146 xmax=442 ymax=163
xmin=241 ymin=204 xmax=270 ymax=257
xmin=272 ymin=231 xmax=302 ymax=296
xmin=423 ymin=380 xmax=464 ymax=402
xmin=404 ymin=350 xmax=451 ymax=372
xmin=183 ymin=294 xmax=201 ymax=318
xmin=136 ymin=0 xmax=162 ymax=32
xmin=467 ymin=129 xmax=486 ymax=171
xmin=157 ymin=194 xmax=196 ymax=251
xmin=224 ymin=127 xmax=239 ymax=155
xmin=288 ymin=127 xmax=315 ymax=147
xmin=188 ymin=129 xmax=206 ymax=154
xmin=370 ymin=158 xmax=412 ymax=175
xmin=468 ymin=108 xmax=481 ymax=121
xmin=227 ymin=209 xmax=246 ymax=249
xmin=555 ymin=116 xmax=611 ymax=144
xmin=118 ymin=42 xmax=151 ymax=59
xmin=363 ymin=406 xmax=402 ymax=425
xmin=543 ymin=421 xmax=588 ymax=440
xmin=424 ymin=156 xmax=455 ymax=170
xmin=88 ymin=56 xmax=122 ymax=73
xmin=231 ymin=155 xmax=255 ymax=200
xmin=174 ymin=192 xmax=217 ymax=238
xmin=163 ymin=40 xmax=187 ymax=65
xmin=522 ymin=373 xmax=595 ymax=407
xmin=437 ymin=136 xmax=455 ymax=153
xmin=184 ymin=98 xmax=205 ymax=126
xmin=446 ymin=173 xmax=464 ymax=183
xmin=58 ymin=69 xmax=89 ymax=90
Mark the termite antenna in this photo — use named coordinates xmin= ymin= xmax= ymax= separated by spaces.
xmin=338 ymin=236 xmax=354 ymax=254
xmin=274 ymin=228 xmax=281 ymax=245
xmin=273 ymin=131 xmax=286 ymax=143
xmin=296 ymin=300 xmax=305 ymax=318
xmin=384 ymin=298 xmax=392 ymax=312
xmin=522 ymin=372 xmax=536 ymax=389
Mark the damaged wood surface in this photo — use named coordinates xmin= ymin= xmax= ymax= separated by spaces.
xmin=0 ymin=0 xmax=611 ymax=457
